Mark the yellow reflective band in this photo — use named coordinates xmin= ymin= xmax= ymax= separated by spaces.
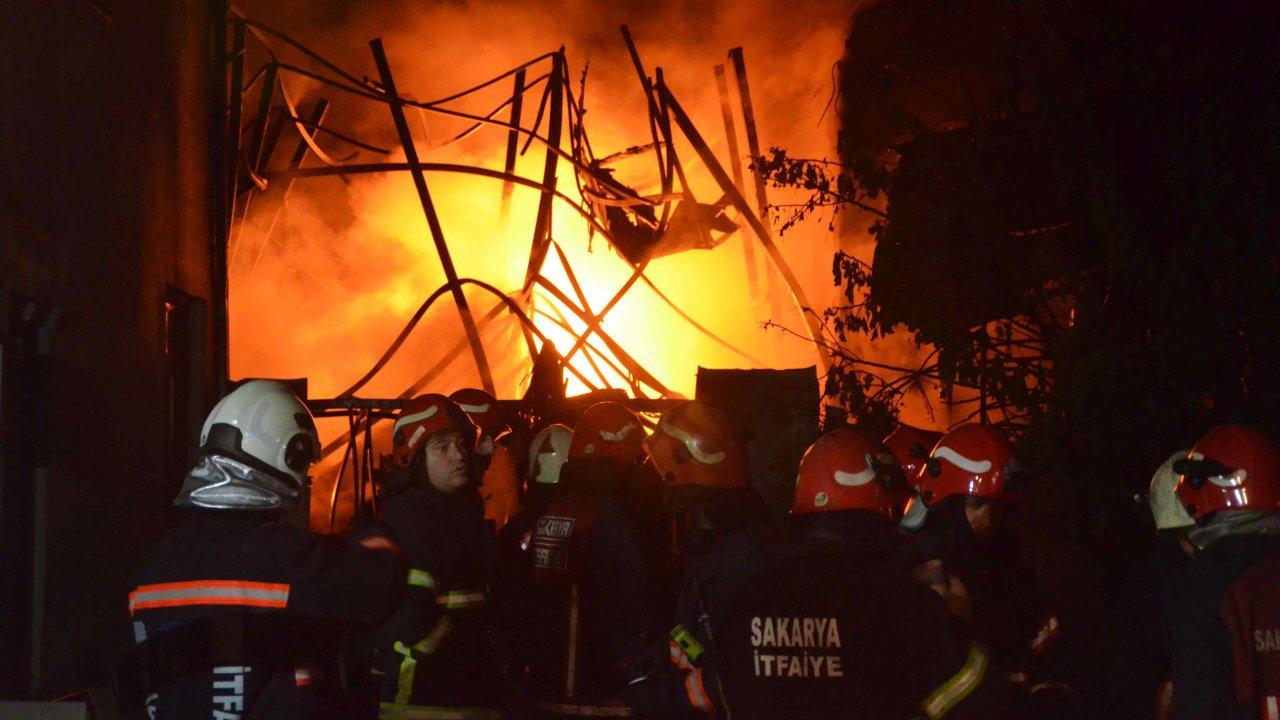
xmin=408 ymin=569 xmax=437 ymax=590
xmin=435 ymin=590 xmax=488 ymax=609
xmin=412 ymin=616 xmax=454 ymax=656
xmin=392 ymin=641 xmax=417 ymax=705
xmin=921 ymin=642 xmax=990 ymax=719
xmin=378 ymin=703 xmax=503 ymax=720
xmin=389 ymin=617 xmax=454 ymax=705
xmin=670 ymin=624 xmax=705 ymax=663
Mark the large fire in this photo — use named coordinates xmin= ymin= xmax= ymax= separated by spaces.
xmin=226 ymin=0 xmax=948 ymax=525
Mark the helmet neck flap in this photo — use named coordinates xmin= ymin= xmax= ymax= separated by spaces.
xmin=175 ymin=454 xmax=301 ymax=513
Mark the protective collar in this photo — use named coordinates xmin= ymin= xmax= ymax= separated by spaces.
xmin=174 ymin=454 xmax=298 ymax=512
xmin=1189 ymin=510 xmax=1280 ymax=550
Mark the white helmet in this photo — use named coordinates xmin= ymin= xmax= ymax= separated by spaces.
xmin=176 ymin=381 xmax=319 ymax=511
xmin=1150 ymin=449 xmax=1194 ymax=530
xmin=528 ymin=424 xmax=573 ymax=486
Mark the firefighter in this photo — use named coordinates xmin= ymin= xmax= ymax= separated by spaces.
xmin=498 ymin=423 xmax=574 ymax=583
xmin=368 ymin=394 xmax=503 ymax=720
xmin=1098 ymin=449 xmax=1193 ymax=720
xmin=126 ymin=380 xmax=405 ymax=720
xmin=883 ymin=423 xmax=942 ymax=531
xmin=903 ymin=424 xmax=1063 ymax=714
xmin=452 ymin=388 xmax=520 ymax=530
xmin=524 ymin=401 xmax=653 ymax=718
xmin=693 ymin=428 xmax=997 ymax=719
xmin=1166 ymin=424 xmax=1280 ymax=720
xmin=1148 ymin=449 xmax=1195 ymax=720
xmin=496 ymin=424 xmax=573 ymax=680
xmin=624 ymin=400 xmax=778 ymax=717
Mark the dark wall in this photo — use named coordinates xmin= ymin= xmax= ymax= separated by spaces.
xmin=0 ymin=0 xmax=223 ymax=698
xmin=696 ymin=368 xmax=820 ymax=526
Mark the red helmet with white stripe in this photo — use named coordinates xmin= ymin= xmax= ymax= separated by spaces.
xmin=392 ymin=394 xmax=479 ymax=468
xmin=917 ymin=424 xmax=1016 ymax=505
xmin=791 ymin=429 xmax=907 ymax=521
xmin=1175 ymin=424 xmax=1280 ymax=521
xmin=569 ymin=401 xmax=646 ymax=463
xmin=449 ymin=388 xmax=510 ymax=438
xmin=883 ymin=423 xmax=943 ymax=486
xmin=644 ymin=401 xmax=747 ymax=489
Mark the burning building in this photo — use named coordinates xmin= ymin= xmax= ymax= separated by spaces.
xmin=0 ymin=0 xmax=872 ymax=701
xmin=216 ymin=1 xmax=890 ymax=529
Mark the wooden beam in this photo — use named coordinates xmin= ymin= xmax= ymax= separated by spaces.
xmin=500 ymin=68 xmax=525 ymax=220
xmin=370 ymin=38 xmax=496 ymax=395
xmin=241 ymin=99 xmax=329 ymax=278
xmin=657 ymin=81 xmax=833 ymax=371
xmin=620 ymin=26 xmax=669 ymax=201
xmin=714 ymin=63 xmax=760 ymax=298
xmin=523 ymin=53 xmax=564 ymax=290
xmin=729 ymin=47 xmax=785 ymax=315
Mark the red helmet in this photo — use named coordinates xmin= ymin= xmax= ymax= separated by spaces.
xmin=882 ymin=424 xmax=944 ymax=486
xmin=449 ymin=388 xmax=510 ymax=438
xmin=569 ymin=401 xmax=646 ymax=462
xmin=644 ymin=401 xmax=747 ymax=489
xmin=917 ymin=424 xmax=1016 ymax=505
xmin=1175 ymin=424 xmax=1280 ymax=521
xmin=791 ymin=429 xmax=907 ymax=521
xmin=391 ymin=394 xmax=479 ymax=467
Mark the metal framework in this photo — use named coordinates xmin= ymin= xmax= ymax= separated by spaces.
xmin=221 ymin=13 xmax=837 ymax=522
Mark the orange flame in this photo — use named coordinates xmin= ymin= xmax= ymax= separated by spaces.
xmin=226 ymin=1 xmax=954 ymax=527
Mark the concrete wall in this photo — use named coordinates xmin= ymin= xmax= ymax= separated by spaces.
xmin=0 ymin=0 xmax=223 ymax=697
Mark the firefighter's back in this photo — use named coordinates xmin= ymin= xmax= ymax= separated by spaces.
xmin=711 ymin=538 xmax=988 ymax=720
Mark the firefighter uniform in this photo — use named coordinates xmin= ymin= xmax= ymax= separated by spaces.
xmin=526 ymin=470 xmax=652 ymax=717
xmin=669 ymin=490 xmax=777 ymax=666
xmin=901 ymin=498 xmax=1055 ymax=668
xmin=1164 ymin=532 xmax=1280 ymax=719
xmin=496 ymin=426 xmax=573 ymax=681
xmin=628 ymin=488 xmax=778 ymax=718
xmin=520 ymin=402 xmax=656 ymax=717
xmin=903 ymin=424 xmax=1066 ymax=716
xmin=1166 ymin=424 xmax=1280 ymax=720
xmin=694 ymin=428 xmax=996 ymax=719
xmin=709 ymin=532 xmax=994 ymax=720
xmin=368 ymin=481 xmax=502 ymax=720
xmin=128 ymin=511 xmax=404 ymax=720
xmin=1219 ymin=545 xmax=1280 ymax=719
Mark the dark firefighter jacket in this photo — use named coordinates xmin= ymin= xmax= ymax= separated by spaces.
xmin=127 ymin=510 xmax=404 ymax=720
xmin=525 ymin=458 xmax=652 ymax=717
xmin=702 ymin=514 xmax=998 ymax=720
xmin=1094 ymin=530 xmax=1187 ymax=720
xmin=365 ymin=480 xmax=502 ymax=719
xmin=1166 ymin=532 xmax=1280 ymax=720
xmin=626 ymin=487 xmax=778 ymax=718
xmin=900 ymin=499 xmax=1057 ymax=668
xmin=496 ymin=484 xmax=561 ymax=677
